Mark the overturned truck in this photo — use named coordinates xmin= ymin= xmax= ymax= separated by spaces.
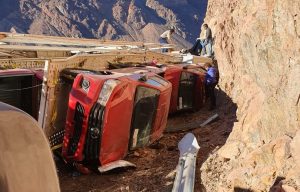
xmin=62 ymin=68 xmax=172 ymax=171
xmin=59 ymin=63 xmax=207 ymax=172
xmin=111 ymin=64 xmax=207 ymax=113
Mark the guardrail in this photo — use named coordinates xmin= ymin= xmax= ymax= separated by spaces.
xmin=172 ymin=133 xmax=200 ymax=192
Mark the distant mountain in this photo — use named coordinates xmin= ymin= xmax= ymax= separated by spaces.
xmin=0 ymin=0 xmax=208 ymax=49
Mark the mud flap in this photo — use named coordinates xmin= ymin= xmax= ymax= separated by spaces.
xmin=98 ymin=160 xmax=136 ymax=173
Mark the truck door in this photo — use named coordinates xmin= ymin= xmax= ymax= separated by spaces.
xmin=178 ymin=72 xmax=197 ymax=110
xmin=129 ymin=86 xmax=159 ymax=150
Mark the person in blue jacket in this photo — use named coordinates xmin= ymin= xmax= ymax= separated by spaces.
xmin=204 ymin=62 xmax=218 ymax=110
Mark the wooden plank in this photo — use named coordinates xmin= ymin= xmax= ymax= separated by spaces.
xmin=0 ymin=52 xmax=12 ymax=57
xmin=0 ymin=44 xmax=120 ymax=52
xmin=0 ymin=49 xmax=37 ymax=58
xmin=145 ymin=51 xmax=183 ymax=64
xmin=0 ymin=32 xmax=145 ymax=46
xmin=0 ymin=32 xmax=172 ymax=50
xmin=192 ymin=56 xmax=213 ymax=64
xmin=0 ymin=50 xmax=183 ymax=70
xmin=166 ymin=114 xmax=219 ymax=133
xmin=0 ymin=43 xmax=174 ymax=53
xmin=200 ymin=114 xmax=219 ymax=127
xmin=0 ymin=58 xmax=46 ymax=69
xmin=0 ymin=32 xmax=175 ymax=54
xmin=36 ymin=51 xmax=71 ymax=58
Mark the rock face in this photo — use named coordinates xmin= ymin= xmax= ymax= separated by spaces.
xmin=0 ymin=0 xmax=208 ymax=48
xmin=201 ymin=0 xmax=300 ymax=191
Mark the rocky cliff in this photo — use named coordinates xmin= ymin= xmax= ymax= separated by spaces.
xmin=0 ymin=0 xmax=208 ymax=48
xmin=201 ymin=0 xmax=300 ymax=191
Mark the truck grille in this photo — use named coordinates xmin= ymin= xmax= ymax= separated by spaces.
xmin=84 ymin=103 xmax=105 ymax=161
xmin=68 ymin=102 xmax=85 ymax=156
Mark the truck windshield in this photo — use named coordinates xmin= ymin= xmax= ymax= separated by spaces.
xmin=145 ymin=76 xmax=169 ymax=87
xmin=129 ymin=86 xmax=159 ymax=150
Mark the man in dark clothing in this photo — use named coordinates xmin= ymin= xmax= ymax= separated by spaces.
xmin=204 ymin=63 xmax=218 ymax=110
xmin=190 ymin=24 xmax=213 ymax=56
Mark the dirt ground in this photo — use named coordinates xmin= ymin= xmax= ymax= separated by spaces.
xmin=57 ymin=91 xmax=237 ymax=192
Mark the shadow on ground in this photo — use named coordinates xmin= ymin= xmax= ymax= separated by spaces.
xmin=165 ymin=87 xmax=237 ymax=191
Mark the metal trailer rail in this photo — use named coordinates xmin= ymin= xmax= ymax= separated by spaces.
xmin=0 ymin=32 xmax=175 ymax=52
xmin=172 ymin=133 xmax=200 ymax=192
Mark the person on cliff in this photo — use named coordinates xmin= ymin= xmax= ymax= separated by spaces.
xmin=189 ymin=24 xmax=213 ymax=57
xmin=204 ymin=62 xmax=218 ymax=110
xmin=159 ymin=26 xmax=175 ymax=53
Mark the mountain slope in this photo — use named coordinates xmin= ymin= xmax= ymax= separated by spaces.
xmin=0 ymin=0 xmax=208 ymax=48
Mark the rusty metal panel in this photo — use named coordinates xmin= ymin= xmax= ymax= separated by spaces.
xmin=0 ymin=58 xmax=46 ymax=69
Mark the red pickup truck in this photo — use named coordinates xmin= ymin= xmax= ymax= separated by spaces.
xmin=160 ymin=64 xmax=206 ymax=113
xmin=112 ymin=64 xmax=206 ymax=113
xmin=62 ymin=68 xmax=172 ymax=171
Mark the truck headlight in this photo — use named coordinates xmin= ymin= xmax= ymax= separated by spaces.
xmin=98 ymin=79 xmax=120 ymax=106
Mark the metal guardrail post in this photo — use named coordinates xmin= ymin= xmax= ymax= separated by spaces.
xmin=172 ymin=133 xmax=200 ymax=192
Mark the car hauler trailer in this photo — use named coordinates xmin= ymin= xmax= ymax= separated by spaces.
xmin=0 ymin=32 xmax=212 ymax=156
xmin=62 ymin=69 xmax=172 ymax=171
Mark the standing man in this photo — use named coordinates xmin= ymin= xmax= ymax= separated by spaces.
xmin=201 ymin=24 xmax=213 ymax=57
xmin=204 ymin=62 xmax=218 ymax=110
xmin=190 ymin=24 xmax=213 ymax=56
xmin=159 ymin=26 xmax=175 ymax=53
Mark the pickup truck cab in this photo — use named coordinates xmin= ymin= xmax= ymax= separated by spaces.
xmin=112 ymin=64 xmax=206 ymax=113
xmin=161 ymin=64 xmax=206 ymax=113
xmin=62 ymin=68 xmax=172 ymax=170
